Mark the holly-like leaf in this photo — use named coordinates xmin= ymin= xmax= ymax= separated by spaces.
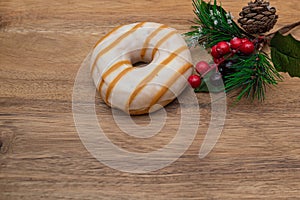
xmin=270 ymin=32 xmax=300 ymax=77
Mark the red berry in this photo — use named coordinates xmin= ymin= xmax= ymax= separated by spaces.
xmin=216 ymin=41 xmax=231 ymax=56
xmin=240 ymin=41 xmax=255 ymax=55
xmin=188 ymin=74 xmax=201 ymax=88
xmin=241 ymin=38 xmax=250 ymax=43
xmin=195 ymin=61 xmax=210 ymax=76
xmin=211 ymin=45 xmax=221 ymax=58
xmin=230 ymin=37 xmax=243 ymax=49
xmin=214 ymin=57 xmax=225 ymax=64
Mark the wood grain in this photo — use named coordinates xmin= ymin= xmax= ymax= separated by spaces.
xmin=1 ymin=0 xmax=300 ymax=199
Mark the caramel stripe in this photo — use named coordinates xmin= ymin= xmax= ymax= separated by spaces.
xmin=127 ymin=45 xmax=188 ymax=108
xmin=140 ymin=24 xmax=168 ymax=60
xmin=151 ymin=31 xmax=177 ymax=59
xmin=98 ymin=60 xmax=131 ymax=99
xmin=148 ymin=62 xmax=192 ymax=109
xmin=93 ymin=25 xmax=124 ymax=49
xmin=105 ymin=67 xmax=134 ymax=104
xmin=91 ymin=22 xmax=146 ymax=74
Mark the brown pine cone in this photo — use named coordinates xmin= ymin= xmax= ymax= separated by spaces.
xmin=238 ymin=0 xmax=278 ymax=34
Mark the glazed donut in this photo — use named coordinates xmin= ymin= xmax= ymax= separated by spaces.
xmin=90 ymin=22 xmax=193 ymax=115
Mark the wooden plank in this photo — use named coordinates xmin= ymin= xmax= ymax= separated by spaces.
xmin=1 ymin=0 xmax=300 ymax=199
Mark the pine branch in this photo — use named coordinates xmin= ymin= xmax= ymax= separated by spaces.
xmin=185 ymin=0 xmax=246 ymax=48
xmin=225 ymin=52 xmax=282 ymax=101
xmin=185 ymin=0 xmax=284 ymax=102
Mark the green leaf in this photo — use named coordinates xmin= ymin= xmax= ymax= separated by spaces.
xmin=270 ymin=32 xmax=300 ymax=77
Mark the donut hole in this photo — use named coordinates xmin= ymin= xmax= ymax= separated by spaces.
xmin=130 ymin=47 xmax=157 ymax=68
xmin=132 ymin=61 xmax=149 ymax=68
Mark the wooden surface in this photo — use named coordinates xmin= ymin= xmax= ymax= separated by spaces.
xmin=1 ymin=0 xmax=300 ymax=199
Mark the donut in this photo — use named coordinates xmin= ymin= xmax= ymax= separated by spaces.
xmin=90 ymin=22 xmax=193 ymax=115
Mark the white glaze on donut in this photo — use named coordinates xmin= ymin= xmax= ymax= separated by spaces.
xmin=90 ymin=22 xmax=193 ymax=115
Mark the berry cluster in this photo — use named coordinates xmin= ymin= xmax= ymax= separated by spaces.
xmin=188 ymin=37 xmax=256 ymax=89
xmin=211 ymin=37 xmax=255 ymax=64
xmin=187 ymin=61 xmax=211 ymax=88
xmin=187 ymin=60 xmax=222 ymax=88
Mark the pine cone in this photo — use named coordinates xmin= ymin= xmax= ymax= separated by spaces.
xmin=238 ymin=0 xmax=278 ymax=34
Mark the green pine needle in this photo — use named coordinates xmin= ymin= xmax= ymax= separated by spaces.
xmin=225 ymin=52 xmax=283 ymax=101
xmin=185 ymin=0 xmax=247 ymax=48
